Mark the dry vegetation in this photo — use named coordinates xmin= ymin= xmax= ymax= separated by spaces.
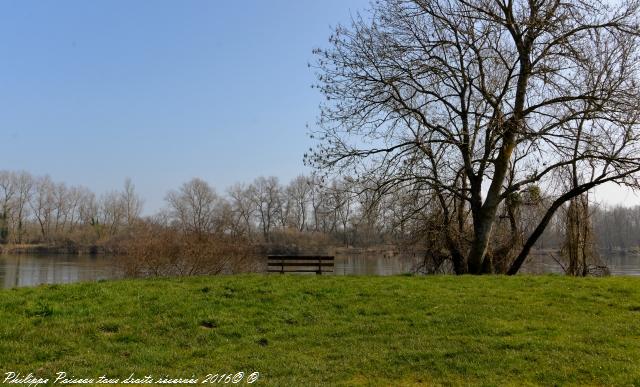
xmin=1 ymin=167 xmax=640 ymax=277
xmin=117 ymin=222 xmax=260 ymax=277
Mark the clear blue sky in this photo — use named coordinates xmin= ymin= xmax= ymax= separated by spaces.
xmin=2 ymin=0 xmax=638 ymax=212
xmin=0 ymin=0 xmax=369 ymax=212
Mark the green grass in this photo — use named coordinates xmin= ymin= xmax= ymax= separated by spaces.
xmin=1 ymin=275 xmax=640 ymax=386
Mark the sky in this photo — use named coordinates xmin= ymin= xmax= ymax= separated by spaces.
xmin=0 ymin=0 xmax=369 ymax=213
xmin=0 ymin=0 xmax=639 ymax=213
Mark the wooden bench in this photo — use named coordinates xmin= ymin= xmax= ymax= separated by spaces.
xmin=267 ymin=255 xmax=334 ymax=275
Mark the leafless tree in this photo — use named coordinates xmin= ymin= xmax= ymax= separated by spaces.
xmin=227 ymin=183 xmax=256 ymax=237
xmin=52 ymin=182 xmax=70 ymax=236
xmin=0 ymin=171 xmax=16 ymax=243
xmin=100 ymin=191 xmax=125 ymax=236
xmin=308 ymin=0 xmax=640 ymax=274
xmin=78 ymin=190 xmax=98 ymax=226
xmin=309 ymin=176 xmax=331 ymax=233
xmin=11 ymin=171 xmax=33 ymax=244
xmin=593 ymin=204 xmax=640 ymax=251
xmin=65 ymin=185 xmax=88 ymax=233
xmin=286 ymin=175 xmax=313 ymax=231
xmin=121 ymin=178 xmax=143 ymax=227
xmin=277 ymin=186 xmax=292 ymax=230
xmin=166 ymin=178 xmax=220 ymax=237
xmin=251 ymin=176 xmax=281 ymax=241
xmin=329 ymin=179 xmax=355 ymax=244
xmin=30 ymin=176 xmax=55 ymax=241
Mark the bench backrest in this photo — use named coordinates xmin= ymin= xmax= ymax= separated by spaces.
xmin=267 ymin=255 xmax=335 ymax=274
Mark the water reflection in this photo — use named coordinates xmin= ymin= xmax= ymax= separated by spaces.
xmin=0 ymin=251 xmax=638 ymax=288
xmin=334 ymin=253 xmax=419 ymax=275
xmin=521 ymin=252 xmax=640 ymax=276
xmin=0 ymin=254 xmax=120 ymax=288
xmin=602 ymin=253 xmax=640 ymax=276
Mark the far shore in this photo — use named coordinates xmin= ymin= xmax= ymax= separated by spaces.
xmin=0 ymin=243 xmax=107 ymax=256
xmin=2 ymin=243 xmax=640 ymax=258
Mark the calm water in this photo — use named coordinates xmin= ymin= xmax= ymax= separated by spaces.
xmin=0 ymin=254 xmax=120 ymax=288
xmin=521 ymin=252 xmax=640 ymax=276
xmin=1 ymin=252 xmax=639 ymax=288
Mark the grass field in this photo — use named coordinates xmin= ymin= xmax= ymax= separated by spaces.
xmin=1 ymin=275 xmax=639 ymax=386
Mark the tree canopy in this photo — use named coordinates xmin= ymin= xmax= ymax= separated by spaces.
xmin=308 ymin=0 xmax=640 ymax=274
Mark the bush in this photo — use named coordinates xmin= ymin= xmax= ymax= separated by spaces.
xmin=118 ymin=221 xmax=260 ymax=277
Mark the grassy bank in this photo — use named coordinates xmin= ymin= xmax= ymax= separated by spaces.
xmin=1 ymin=275 xmax=639 ymax=386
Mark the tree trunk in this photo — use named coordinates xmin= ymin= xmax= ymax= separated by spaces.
xmin=467 ymin=213 xmax=495 ymax=274
xmin=467 ymin=128 xmax=516 ymax=274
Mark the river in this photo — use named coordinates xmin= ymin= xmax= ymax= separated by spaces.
xmin=0 ymin=252 xmax=639 ymax=288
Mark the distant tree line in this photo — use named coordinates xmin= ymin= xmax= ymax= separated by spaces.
xmin=0 ymin=171 xmax=142 ymax=246
xmin=0 ymin=170 xmax=416 ymax=249
xmin=147 ymin=175 xmax=426 ymax=247
xmin=592 ymin=205 xmax=640 ymax=252
xmin=0 ymin=169 xmax=638 ymax=258
xmin=520 ymin=202 xmax=640 ymax=253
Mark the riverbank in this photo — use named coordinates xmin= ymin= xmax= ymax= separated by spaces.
xmin=1 ymin=275 xmax=639 ymax=385
xmin=0 ymin=243 xmax=107 ymax=255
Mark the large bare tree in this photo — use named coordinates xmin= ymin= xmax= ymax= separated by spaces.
xmin=308 ymin=0 xmax=640 ymax=274
xmin=121 ymin=178 xmax=144 ymax=227
xmin=166 ymin=178 xmax=221 ymax=237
